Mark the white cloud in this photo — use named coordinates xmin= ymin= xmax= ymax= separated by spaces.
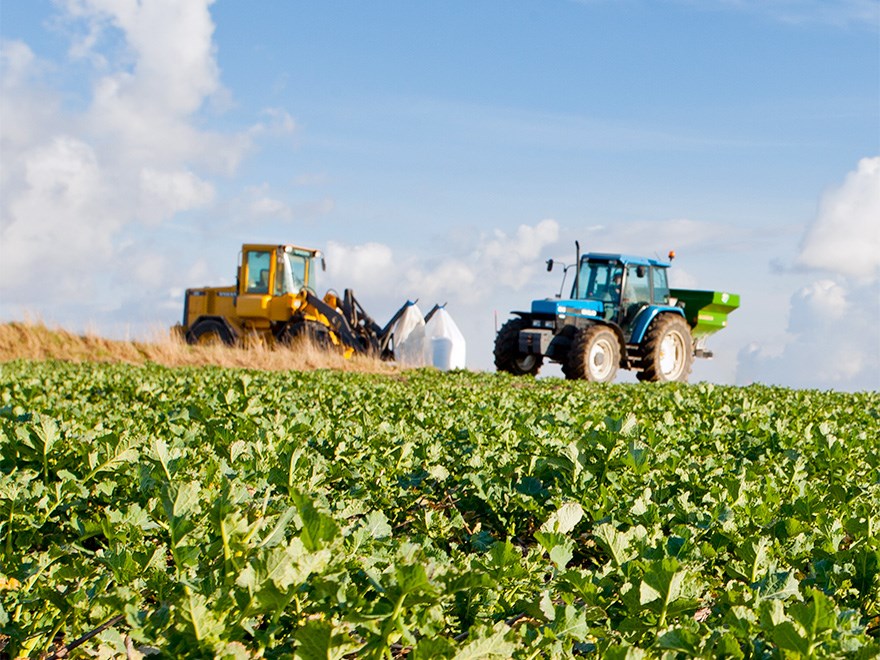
xmin=139 ymin=168 xmax=214 ymax=224
xmin=573 ymin=217 xmax=739 ymax=260
xmin=325 ymin=242 xmax=398 ymax=292
xmin=737 ymin=278 xmax=878 ymax=389
xmin=1 ymin=136 xmax=117 ymax=296
xmin=66 ymin=0 xmax=221 ymax=115
xmin=737 ymin=158 xmax=880 ymax=391
xmin=791 ymin=279 xmax=849 ymax=320
xmin=796 ymin=156 xmax=880 ymax=281
xmin=250 ymin=108 xmax=297 ymax=137
xmin=0 ymin=0 xmax=255 ymax=318
xmin=326 ymin=219 xmax=561 ymax=307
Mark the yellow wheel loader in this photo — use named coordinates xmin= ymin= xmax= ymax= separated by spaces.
xmin=180 ymin=243 xmax=431 ymax=358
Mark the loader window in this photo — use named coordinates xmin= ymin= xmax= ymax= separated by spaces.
xmin=245 ymin=250 xmax=272 ymax=294
xmin=277 ymin=252 xmax=308 ymax=295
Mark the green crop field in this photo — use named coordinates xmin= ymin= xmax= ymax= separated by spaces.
xmin=1 ymin=361 xmax=878 ymax=658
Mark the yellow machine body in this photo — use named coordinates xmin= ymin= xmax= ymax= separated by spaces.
xmin=180 ymin=243 xmax=349 ymax=352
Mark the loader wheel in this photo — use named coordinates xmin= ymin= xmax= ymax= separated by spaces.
xmin=638 ymin=314 xmax=693 ymax=383
xmin=185 ymin=318 xmax=236 ymax=346
xmin=279 ymin=320 xmax=333 ymax=349
xmin=494 ymin=318 xmax=543 ymax=376
xmin=563 ymin=325 xmax=620 ymax=382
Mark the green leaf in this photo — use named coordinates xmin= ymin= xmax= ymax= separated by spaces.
xmin=539 ymin=502 xmax=584 ymax=534
xmin=180 ymin=590 xmax=225 ymax=643
xmin=412 ymin=636 xmax=456 ymax=659
xmin=771 ymin=621 xmax=810 ymax=656
xmin=294 ymin=620 xmax=361 ymax=660
xmin=755 ymin=571 xmax=801 ymax=602
xmin=452 ymin=622 xmax=516 ymax=659
xmin=657 ymin=627 xmax=702 ymax=655
xmin=292 ymin=492 xmax=339 ymax=552
xmin=258 ymin=505 xmax=298 ymax=548
xmin=534 ymin=531 xmax=574 ymax=570
xmin=553 ymin=604 xmax=589 ymax=641
xmin=361 ymin=510 xmax=392 ymax=540
xmin=788 ymin=588 xmax=838 ymax=641
xmin=593 ymin=523 xmax=645 ymax=567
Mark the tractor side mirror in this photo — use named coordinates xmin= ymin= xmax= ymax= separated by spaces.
xmin=546 ymin=259 xmax=554 ymax=272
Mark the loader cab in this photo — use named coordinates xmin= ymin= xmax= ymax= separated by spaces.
xmin=237 ymin=243 xmax=323 ymax=320
xmin=239 ymin=244 xmax=321 ymax=296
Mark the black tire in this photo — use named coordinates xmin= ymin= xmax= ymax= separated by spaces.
xmin=278 ymin=319 xmax=333 ymax=349
xmin=638 ymin=314 xmax=693 ymax=383
xmin=563 ymin=325 xmax=621 ymax=382
xmin=185 ymin=318 xmax=236 ymax=346
xmin=494 ymin=318 xmax=543 ymax=376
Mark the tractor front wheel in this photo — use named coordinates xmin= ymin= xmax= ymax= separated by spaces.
xmin=494 ymin=318 xmax=543 ymax=376
xmin=638 ymin=314 xmax=693 ymax=382
xmin=564 ymin=325 xmax=621 ymax=382
xmin=185 ymin=318 xmax=237 ymax=347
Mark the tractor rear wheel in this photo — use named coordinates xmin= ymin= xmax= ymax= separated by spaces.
xmin=638 ymin=314 xmax=693 ymax=382
xmin=278 ymin=319 xmax=333 ymax=349
xmin=185 ymin=318 xmax=236 ymax=346
xmin=494 ymin=318 xmax=543 ymax=376
xmin=564 ymin=325 xmax=620 ymax=382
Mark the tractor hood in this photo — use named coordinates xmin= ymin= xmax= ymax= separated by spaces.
xmin=531 ymin=298 xmax=604 ymax=319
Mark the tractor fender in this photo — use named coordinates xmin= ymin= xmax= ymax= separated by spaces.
xmin=629 ymin=306 xmax=686 ymax=345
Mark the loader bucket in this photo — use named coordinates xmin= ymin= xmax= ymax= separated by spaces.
xmin=670 ymin=289 xmax=740 ymax=339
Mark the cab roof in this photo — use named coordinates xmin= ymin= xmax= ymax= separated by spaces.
xmin=242 ymin=243 xmax=321 ymax=256
xmin=583 ymin=252 xmax=671 ymax=268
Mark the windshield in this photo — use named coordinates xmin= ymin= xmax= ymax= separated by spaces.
xmin=276 ymin=251 xmax=312 ymax=295
xmin=572 ymin=260 xmax=624 ymax=302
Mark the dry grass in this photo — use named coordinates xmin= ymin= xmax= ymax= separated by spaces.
xmin=0 ymin=321 xmax=398 ymax=374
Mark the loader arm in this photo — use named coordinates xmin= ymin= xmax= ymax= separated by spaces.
xmin=338 ymin=289 xmax=425 ymax=356
xmin=341 ymin=289 xmax=385 ymax=337
xmin=303 ymin=290 xmax=372 ymax=352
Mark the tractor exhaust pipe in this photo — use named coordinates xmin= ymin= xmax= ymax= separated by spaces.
xmin=573 ymin=240 xmax=580 ymax=299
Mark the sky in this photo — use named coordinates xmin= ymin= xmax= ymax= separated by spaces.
xmin=1 ymin=0 xmax=878 ymax=391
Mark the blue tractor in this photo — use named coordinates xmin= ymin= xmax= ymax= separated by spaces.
xmin=494 ymin=244 xmax=739 ymax=382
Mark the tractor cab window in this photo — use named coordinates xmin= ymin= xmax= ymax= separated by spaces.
xmin=623 ymin=265 xmax=651 ymax=304
xmin=652 ymin=267 xmax=670 ymax=304
xmin=245 ymin=250 xmax=272 ymax=294
xmin=276 ymin=250 xmax=310 ymax=295
xmin=575 ymin=260 xmax=624 ymax=303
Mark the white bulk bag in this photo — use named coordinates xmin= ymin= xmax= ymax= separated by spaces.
xmin=425 ymin=307 xmax=466 ymax=371
xmin=392 ymin=303 xmax=429 ymax=367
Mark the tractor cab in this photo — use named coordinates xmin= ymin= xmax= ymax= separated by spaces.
xmin=570 ymin=253 xmax=672 ymax=338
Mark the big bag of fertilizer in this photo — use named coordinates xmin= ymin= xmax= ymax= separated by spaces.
xmin=426 ymin=307 xmax=466 ymax=371
xmin=393 ymin=303 xmax=429 ymax=367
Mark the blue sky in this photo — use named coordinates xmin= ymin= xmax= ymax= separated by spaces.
xmin=1 ymin=0 xmax=878 ymax=389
